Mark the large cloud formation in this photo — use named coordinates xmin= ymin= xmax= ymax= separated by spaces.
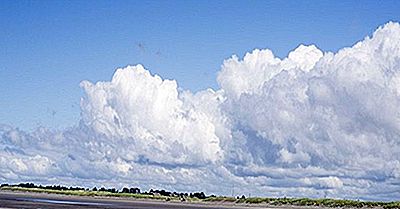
xmin=1 ymin=22 xmax=400 ymax=201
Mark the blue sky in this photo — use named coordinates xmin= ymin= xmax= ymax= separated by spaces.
xmin=2 ymin=1 xmax=400 ymax=200
xmin=1 ymin=0 xmax=400 ymax=130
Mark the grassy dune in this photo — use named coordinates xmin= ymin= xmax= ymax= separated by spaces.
xmin=205 ymin=196 xmax=400 ymax=208
xmin=1 ymin=186 xmax=399 ymax=208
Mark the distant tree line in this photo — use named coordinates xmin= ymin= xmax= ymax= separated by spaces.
xmin=1 ymin=183 xmax=85 ymax=191
xmin=0 ymin=182 xmax=208 ymax=199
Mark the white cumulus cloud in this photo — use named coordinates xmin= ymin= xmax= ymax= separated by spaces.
xmin=1 ymin=22 xmax=400 ymax=201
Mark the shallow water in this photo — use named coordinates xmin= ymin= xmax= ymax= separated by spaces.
xmin=18 ymin=197 xmax=111 ymax=206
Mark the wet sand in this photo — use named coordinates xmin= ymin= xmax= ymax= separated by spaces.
xmin=0 ymin=191 xmax=304 ymax=209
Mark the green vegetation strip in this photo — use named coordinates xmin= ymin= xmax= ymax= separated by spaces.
xmin=0 ymin=186 xmax=176 ymax=201
xmin=204 ymin=196 xmax=400 ymax=208
xmin=2 ymin=186 xmax=400 ymax=208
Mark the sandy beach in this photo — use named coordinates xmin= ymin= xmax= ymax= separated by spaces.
xmin=0 ymin=190 xmax=335 ymax=209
